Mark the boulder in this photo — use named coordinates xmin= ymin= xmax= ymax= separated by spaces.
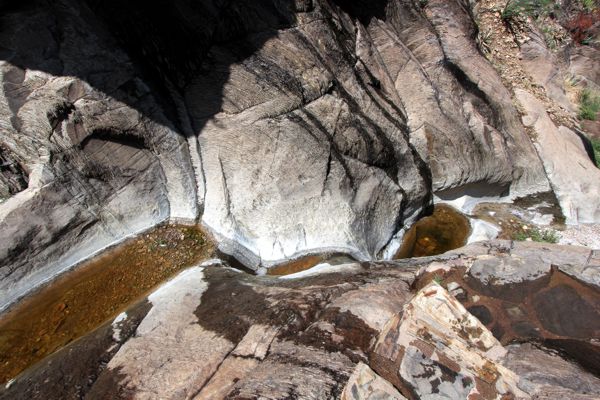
xmin=504 ymin=343 xmax=600 ymax=399
xmin=516 ymin=88 xmax=600 ymax=224
xmin=370 ymin=283 xmax=528 ymax=399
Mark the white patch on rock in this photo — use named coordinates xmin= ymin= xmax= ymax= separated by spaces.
xmin=341 ymin=362 xmax=406 ymax=400
xmin=199 ymin=258 xmax=225 ymax=267
xmin=111 ymin=312 xmax=128 ymax=342
xmin=98 ymin=267 xmax=238 ymax=399
xmin=425 ymin=261 xmax=453 ymax=273
xmin=468 ymin=218 xmax=501 ymax=244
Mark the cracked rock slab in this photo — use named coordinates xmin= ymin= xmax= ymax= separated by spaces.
xmin=341 ymin=362 xmax=406 ymax=400
xmin=371 ymin=283 xmax=529 ymax=400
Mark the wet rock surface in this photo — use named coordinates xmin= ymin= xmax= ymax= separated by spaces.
xmin=1 ymin=240 xmax=599 ymax=400
xmin=0 ymin=224 xmax=213 ymax=384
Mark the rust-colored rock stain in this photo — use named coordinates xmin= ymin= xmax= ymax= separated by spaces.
xmin=417 ymin=262 xmax=600 ymax=374
xmin=0 ymin=224 xmax=214 ymax=384
xmin=396 ymin=204 xmax=471 ymax=258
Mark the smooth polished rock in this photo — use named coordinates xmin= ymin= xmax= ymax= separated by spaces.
xmin=516 ymin=89 xmax=600 ymax=224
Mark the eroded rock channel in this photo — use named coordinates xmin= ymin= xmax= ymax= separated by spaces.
xmin=1 ymin=0 xmax=600 ymax=398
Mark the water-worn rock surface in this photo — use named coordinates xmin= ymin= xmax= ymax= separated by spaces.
xmin=2 ymin=241 xmax=599 ymax=400
xmin=0 ymin=0 xmax=561 ymax=307
xmin=2 ymin=1 xmax=600 ymax=398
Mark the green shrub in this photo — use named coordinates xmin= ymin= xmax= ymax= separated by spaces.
xmin=502 ymin=0 xmax=555 ymax=21
xmin=590 ymin=136 xmax=600 ymax=168
xmin=579 ymin=89 xmax=600 ymax=120
xmin=512 ymin=227 xmax=559 ymax=243
xmin=582 ymin=0 xmax=597 ymax=12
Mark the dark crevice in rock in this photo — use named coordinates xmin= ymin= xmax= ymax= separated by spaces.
xmin=444 ymin=60 xmax=500 ymax=128
xmin=292 ymin=16 xmax=407 ymax=181
xmin=329 ymin=0 xmax=389 ymax=25
xmin=543 ymin=339 xmax=600 ymax=378
xmin=0 ymin=146 xmax=28 ymax=198
xmin=80 ymin=129 xmax=147 ymax=151
xmin=572 ymin=126 xmax=599 ymax=167
xmin=47 ymin=101 xmax=75 ymax=131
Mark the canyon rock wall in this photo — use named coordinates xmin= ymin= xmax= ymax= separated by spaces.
xmin=0 ymin=0 xmax=573 ymax=307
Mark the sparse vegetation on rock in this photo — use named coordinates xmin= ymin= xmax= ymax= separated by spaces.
xmin=512 ymin=227 xmax=560 ymax=243
xmin=579 ymin=88 xmax=600 ymax=120
xmin=590 ymin=136 xmax=600 ymax=167
xmin=501 ymin=0 xmax=556 ymax=21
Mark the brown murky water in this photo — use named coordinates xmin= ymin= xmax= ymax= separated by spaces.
xmin=395 ymin=204 xmax=471 ymax=258
xmin=267 ymin=255 xmax=329 ymax=276
xmin=0 ymin=224 xmax=214 ymax=384
xmin=266 ymin=254 xmax=356 ymax=276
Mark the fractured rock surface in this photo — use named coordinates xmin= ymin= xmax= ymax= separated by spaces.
xmin=371 ymin=283 xmax=527 ymax=399
xmin=2 ymin=241 xmax=599 ymax=400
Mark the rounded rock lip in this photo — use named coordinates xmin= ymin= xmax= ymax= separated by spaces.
xmin=467 ymin=254 xmax=552 ymax=286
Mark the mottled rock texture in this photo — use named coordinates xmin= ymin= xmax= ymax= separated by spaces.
xmin=0 ymin=0 xmax=557 ymax=308
xmin=2 ymin=241 xmax=599 ymax=400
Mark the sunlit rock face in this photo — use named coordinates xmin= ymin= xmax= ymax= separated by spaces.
xmin=0 ymin=0 xmax=552 ymax=305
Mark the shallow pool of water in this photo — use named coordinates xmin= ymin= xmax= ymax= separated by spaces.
xmin=0 ymin=224 xmax=214 ymax=384
xmin=395 ymin=204 xmax=471 ymax=258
